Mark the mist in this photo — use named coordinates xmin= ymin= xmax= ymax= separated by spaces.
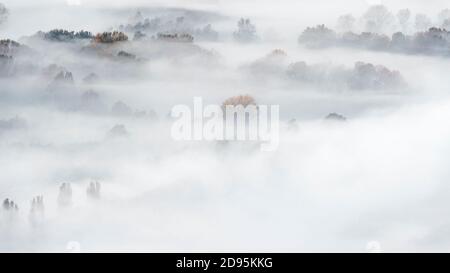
xmin=1 ymin=0 xmax=450 ymax=252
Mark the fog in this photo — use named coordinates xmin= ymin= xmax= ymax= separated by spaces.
xmin=1 ymin=0 xmax=450 ymax=252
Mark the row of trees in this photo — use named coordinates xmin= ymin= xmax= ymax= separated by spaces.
xmin=0 ymin=39 xmax=21 ymax=56
xmin=0 ymin=116 xmax=27 ymax=131
xmin=58 ymin=182 xmax=101 ymax=207
xmin=246 ymin=49 xmax=405 ymax=91
xmin=41 ymin=66 xmax=157 ymax=118
xmin=286 ymin=60 xmax=405 ymax=91
xmin=35 ymin=29 xmax=93 ymax=42
xmin=299 ymin=25 xmax=450 ymax=56
xmin=26 ymin=16 xmax=257 ymax=46
xmin=2 ymin=182 xmax=102 ymax=225
xmin=156 ymin=32 xmax=194 ymax=43
xmin=120 ymin=12 xmax=219 ymax=42
xmin=29 ymin=30 xmax=128 ymax=44
xmin=121 ymin=12 xmax=259 ymax=43
xmin=0 ymin=40 xmax=36 ymax=77
xmin=336 ymin=5 xmax=450 ymax=34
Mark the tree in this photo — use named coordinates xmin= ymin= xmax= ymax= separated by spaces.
xmin=233 ymin=18 xmax=258 ymax=42
xmin=247 ymin=49 xmax=288 ymax=77
xmin=87 ymin=181 xmax=101 ymax=200
xmin=298 ymin=25 xmax=337 ymax=48
xmin=57 ymin=183 xmax=72 ymax=208
xmin=286 ymin=61 xmax=309 ymax=81
xmin=0 ymin=54 xmax=13 ymax=77
xmin=0 ymin=3 xmax=8 ymax=25
xmin=336 ymin=14 xmax=356 ymax=32
xmin=0 ymin=116 xmax=27 ymax=131
xmin=397 ymin=9 xmax=411 ymax=32
xmin=83 ymin=73 xmax=99 ymax=84
xmin=325 ymin=113 xmax=347 ymax=122
xmin=348 ymin=62 xmax=404 ymax=90
xmin=129 ymin=10 xmax=144 ymax=25
xmin=30 ymin=196 xmax=44 ymax=215
xmin=79 ymin=89 xmax=106 ymax=113
xmin=391 ymin=32 xmax=408 ymax=49
xmin=412 ymin=27 xmax=449 ymax=52
xmin=29 ymin=195 xmax=45 ymax=226
xmin=415 ymin=14 xmax=432 ymax=32
xmin=222 ymin=95 xmax=256 ymax=109
xmin=94 ymin=31 xmax=128 ymax=43
xmin=2 ymin=198 xmax=18 ymax=211
xmin=108 ymin=124 xmax=129 ymax=138
xmin=362 ymin=5 xmax=395 ymax=33
xmin=112 ymin=101 xmax=133 ymax=116
xmin=195 ymin=24 xmax=219 ymax=41
xmin=117 ymin=50 xmax=136 ymax=60
xmin=443 ymin=19 xmax=450 ymax=30
xmin=53 ymin=70 xmax=74 ymax=85
xmin=133 ymin=31 xmax=146 ymax=41
xmin=438 ymin=9 xmax=450 ymax=27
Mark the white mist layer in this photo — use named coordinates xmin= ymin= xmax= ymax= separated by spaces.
xmin=0 ymin=0 xmax=450 ymax=252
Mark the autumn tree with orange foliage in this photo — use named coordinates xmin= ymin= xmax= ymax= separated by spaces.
xmin=222 ymin=95 xmax=256 ymax=109
xmin=94 ymin=31 xmax=128 ymax=43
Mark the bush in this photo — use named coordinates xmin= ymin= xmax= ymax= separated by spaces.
xmin=287 ymin=60 xmax=405 ymax=91
xmin=298 ymin=25 xmax=450 ymax=56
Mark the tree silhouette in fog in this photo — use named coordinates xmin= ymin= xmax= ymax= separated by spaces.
xmin=234 ymin=18 xmax=258 ymax=42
